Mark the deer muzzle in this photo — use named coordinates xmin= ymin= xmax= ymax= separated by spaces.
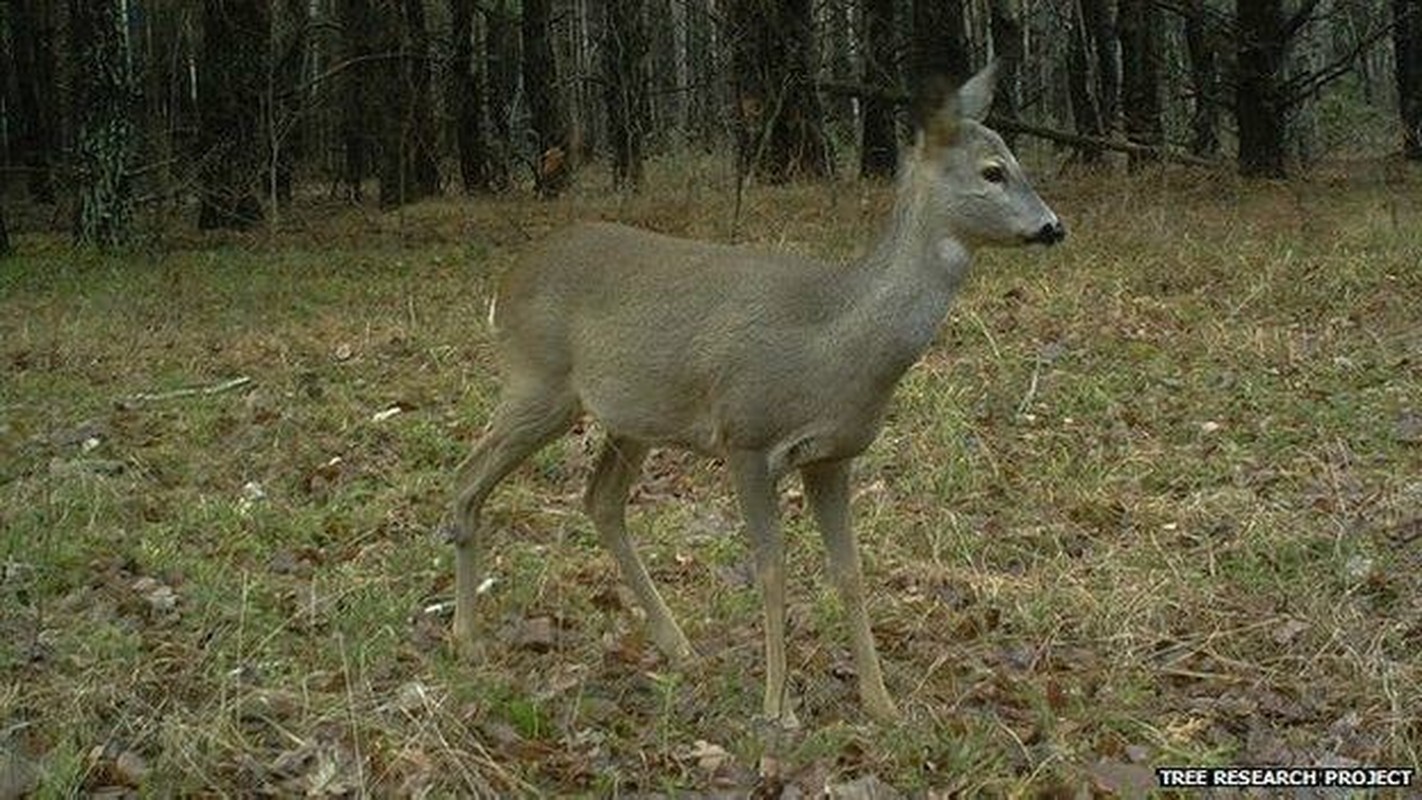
xmin=1028 ymin=219 xmax=1066 ymax=246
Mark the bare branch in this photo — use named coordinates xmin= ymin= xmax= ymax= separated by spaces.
xmin=815 ymin=79 xmax=1219 ymax=167
xmin=1284 ymin=0 xmax=1324 ymax=41
xmin=1282 ymin=17 xmax=1397 ymax=107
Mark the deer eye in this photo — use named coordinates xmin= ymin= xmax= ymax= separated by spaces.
xmin=981 ymin=164 xmax=1008 ymax=184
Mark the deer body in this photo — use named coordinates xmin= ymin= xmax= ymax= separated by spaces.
xmin=449 ymin=63 xmax=1062 ymax=726
xmin=502 ymin=216 xmax=957 ymax=470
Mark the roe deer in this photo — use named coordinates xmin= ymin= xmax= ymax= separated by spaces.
xmin=448 ymin=62 xmax=1063 ymax=726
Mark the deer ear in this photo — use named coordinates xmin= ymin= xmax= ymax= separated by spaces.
xmin=956 ymin=61 xmax=997 ymax=122
xmin=921 ymin=61 xmax=997 ymax=148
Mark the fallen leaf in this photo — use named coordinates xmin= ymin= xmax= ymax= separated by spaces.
xmin=238 ymin=481 xmax=267 ymax=515
xmin=511 ymin=616 xmax=557 ymax=652
xmin=1271 ymin=617 xmax=1309 ymax=645
xmin=1045 ymin=677 xmax=1068 ymax=711
xmin=131 ymin=577 xmax=179 ymax=620
xmin=827 ymin=773 xmax=902 ymax=800
xmin=388 ymin=681 xmax=435 ymax=714
xmin=1086 ymin=758 xmax=1156 ymax=799
xmin=686 ymin=739 xmax=732 ymax=775
xmin=1124 ymin=744 xmax=1151 ymax=763
xmin=269 ymin=733 xmax=363 ymax=796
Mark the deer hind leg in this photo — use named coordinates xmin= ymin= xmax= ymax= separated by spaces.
xmin=801 ymin=459 xmax=899 ymax=723
xmin=585 ymin=435 xmax=693 ymax=663
xmin=728 ymin=450 xmax=799 ymax=730
xmin=451 ymin=389 xmax=576 ymax=657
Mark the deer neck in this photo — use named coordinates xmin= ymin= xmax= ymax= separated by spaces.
xmin=840 ymin=160 xmax=974 ymax=370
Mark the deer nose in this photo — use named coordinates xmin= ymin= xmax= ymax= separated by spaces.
xmin=1029 ymin=220 xmax=1066 ymax=245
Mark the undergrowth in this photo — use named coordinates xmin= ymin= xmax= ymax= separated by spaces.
xmin=2 ymin=158 xmax=1420 ymax=796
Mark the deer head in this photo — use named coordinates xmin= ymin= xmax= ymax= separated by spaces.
xmin=916 ymin=63 xmax=1065 ymax=251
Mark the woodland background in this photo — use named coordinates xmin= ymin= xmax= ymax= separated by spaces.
xmin=1 ymin=0 xmax=1421 ymax=252
xmin=3 ymin=1 xmax=1422 ymax=797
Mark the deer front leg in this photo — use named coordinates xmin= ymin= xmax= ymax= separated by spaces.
xmin=728 ymin=450 xmax=798 ymax=730
xmin=801 ymin=459 xmax=899 ymax=723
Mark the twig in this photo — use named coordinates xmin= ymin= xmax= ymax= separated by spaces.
xmin=122 ymin=376 xmax=253 ymax=405
xmin=1016 ymin=355 xmax=1042 ymax=417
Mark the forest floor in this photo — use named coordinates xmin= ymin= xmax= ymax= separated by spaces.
xmin=3 ymin=158 xmax=1421 ymax=797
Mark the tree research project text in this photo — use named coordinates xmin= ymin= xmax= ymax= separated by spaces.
xmin=1157 ymin=766 xmax=1414 ymax=789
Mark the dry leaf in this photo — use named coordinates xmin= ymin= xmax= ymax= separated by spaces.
xmin=1086 ymin=758 xmax=1156 ymax=799
xmin=1271 ymin=617 xmax=1309 ymax=645
xmin=827 ymin=773 xmax=902 ymax=800
xmin=511 ymin=616 xmax=557 ymax=652
xmin=131 ymin=577 xmax=178 ymax=619
xmin=686 ymin=739 xmax=732 ymax=774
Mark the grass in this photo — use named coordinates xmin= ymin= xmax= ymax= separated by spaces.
xmin=3 ymin=156 xmax=1421 ymax=796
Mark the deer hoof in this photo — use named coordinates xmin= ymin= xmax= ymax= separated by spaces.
xmin=755 ymin=708 xmax=801 ymax=733
xmin=451 ymin=624 xmax=485 ymax=662
xmin=650 ymin=625 xmax=695 ymax=666
xmin=864 ymin=695 xmax=901 ymax=724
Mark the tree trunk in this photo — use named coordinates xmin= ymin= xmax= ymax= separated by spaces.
xmin=685 ymin=0 xmax=717 ymax=146
xmin=1286 ymin=0 xmax=1329 ymax=166
xmin=729 ymin=0 xmax=832 ymax=183
xmin=1395 ymin=0 xmax=1422 ymax=159
xmin=70 ymin=0 xmax=137 ymax=248
xmin=859 ymin=0 xmax=898 ymax=178
xmin=10 ymin=0 xmax=58 ymax=203
xmin=1067 ymin=0 xmax=1106 ymax=163
xmin=910 ymin=0 xmax=968 ymax=126
xmin=647 ymin=0 xmax=679 ymax=145
xmin=486 ymin=0 xmax=518 ymax=190
xmin=0 ymin=20 xmax=9 ymax=254
xmin=524 ymin=0 xmax=570 ymax=196
xmin=821 ymin=0 xmax=857 ymax=140
xmin=604 ymin=0 xmax=648 ymax=190
xmin=1237 ymin=0 xmax=1288 ymax=177
xmin=450 ymin=0 xmax=489 ymax=192
xmin=1080 ymin=0 xmax=1116 ymax=135
xmin=989 ymin=0 xmax=1022 ymax=148
xmin=375 ymin=0 xmax=440 ymax=207
xmin=1118 ymin=0 xmax=1162 ymax=169
xmin=1183 ymin=0 xmax=1220 ymax=158
xmin=339 ymin=0 xmax=377 ymax=201
xmin=274 ymin=0 xmax=310 ymax=207
xmin=198 ymin=0 xmax=268 ymax=230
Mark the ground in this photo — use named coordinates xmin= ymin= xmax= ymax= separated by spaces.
xmin=2 ymin=157 xmax=1420 ymax=797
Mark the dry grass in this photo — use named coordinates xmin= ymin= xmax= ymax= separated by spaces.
xmin=2 ymin=156 xmax=1421 ymax=797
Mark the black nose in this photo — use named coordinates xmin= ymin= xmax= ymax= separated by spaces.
xmin=1030 ymin=221 xmax=1066 ymax=245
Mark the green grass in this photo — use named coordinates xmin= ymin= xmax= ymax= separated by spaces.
xmin=3 ymin=160 xmax=1421 ymax=796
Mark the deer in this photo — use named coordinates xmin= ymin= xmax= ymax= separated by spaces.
xmin=446 ymin=62 xmax=1063 ymax=728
